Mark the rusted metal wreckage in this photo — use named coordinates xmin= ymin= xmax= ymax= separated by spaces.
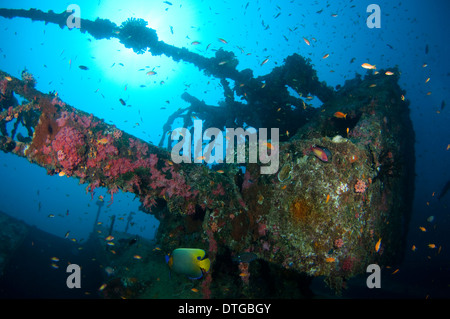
xmin=0 ymin=8 xmax=414 ymax=296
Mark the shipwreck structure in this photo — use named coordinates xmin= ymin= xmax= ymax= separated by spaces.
xmin=0 ymin=8 xmax=415 ymax=297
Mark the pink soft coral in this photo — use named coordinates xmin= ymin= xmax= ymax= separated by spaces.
xmin=52 ymin=126 xmax=84 ymax=173
xmin=354 ymin=179 xmax=367 ymax=193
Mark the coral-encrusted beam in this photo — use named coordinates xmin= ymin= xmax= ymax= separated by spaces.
xmin=0 ymin=70 xmax=244 ymax=225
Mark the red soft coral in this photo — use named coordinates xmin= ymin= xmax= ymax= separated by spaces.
xmin=52 ymin=126 xmax=85 ymax=173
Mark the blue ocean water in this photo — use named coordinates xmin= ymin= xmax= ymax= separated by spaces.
xmin=0 ymin=0 xmax=449 ymax=299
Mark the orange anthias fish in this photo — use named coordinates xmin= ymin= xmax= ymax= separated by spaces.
xmin=218 ymin=38 xmax=228 ymax=44
xmin=262 ymin=142 xmax=275 ymax=150
xmin=310 ymin=145 xmax=332 ymax=162
xmin=260 ymin=58 xmax=269 ymax=66
xmin=303 ymin=37 xmax=310 ymax=46
xmin=361 ymin=63 xmax=376 ymax=70
xmin=97 ymin=138 xmax=109 ymax=145
xmin=375 ymin=238 xmax=382 ymax=252
xmin=333 ymin=111 xmax=347 ymax=119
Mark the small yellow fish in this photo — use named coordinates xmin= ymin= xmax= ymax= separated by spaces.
xmin=239 ymin=272 xmax=248 ymax=277
xmin=51 ymin=263 xmax=59 ymax=269
xmin=191 ymin=288 xmax=199 ymax=293
xmin=401 ymin=95 xmax=405 ymax=101
xmin=385 ymin=71 xmax=394 ymax=75
xmin=411 ymin=245 xmax=416 ymax=252
xmin=216 ymin=170 xmax=224 ymax=174
xmin=48 ymin=214 xmax=55 ymax=218
xmin=447 ymin=144 xmax=450 ymax=151
xmin=98 ymin=284 xmax=107 ymax=291
xmin=97 ymin=138 xmax=109 ymax=145
xmin=425 ymin=77 xmax=430 ymax=83
xmin=133 ymin=255 xmax=142 ymax=260
xmin=419 ymin=226 xmax=426 ymax=232
xmin=50 ymin=257 xmax=60 ymax=262
xmin=105 ymin=235 xmax=114 ymax=241
xmin=369 ymin=84 xmax=377 ymax=88
xmin=361 ymin=63 xmax=376 ymax=70
xmin=428 ymin=244 xmax=436 ymax=249
xmin=58 ymin=171 xmax=66 ymax=177
xmin=391 ymin=269 xmax=399 ymax=275
xmin=375 ymin=238 xmax=382 ymax=252
xmin=5 ymin=76 xmax=12 ymax=81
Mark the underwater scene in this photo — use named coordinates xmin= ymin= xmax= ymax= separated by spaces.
xmin=0 ymin=0 xmax=449 ymax=301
